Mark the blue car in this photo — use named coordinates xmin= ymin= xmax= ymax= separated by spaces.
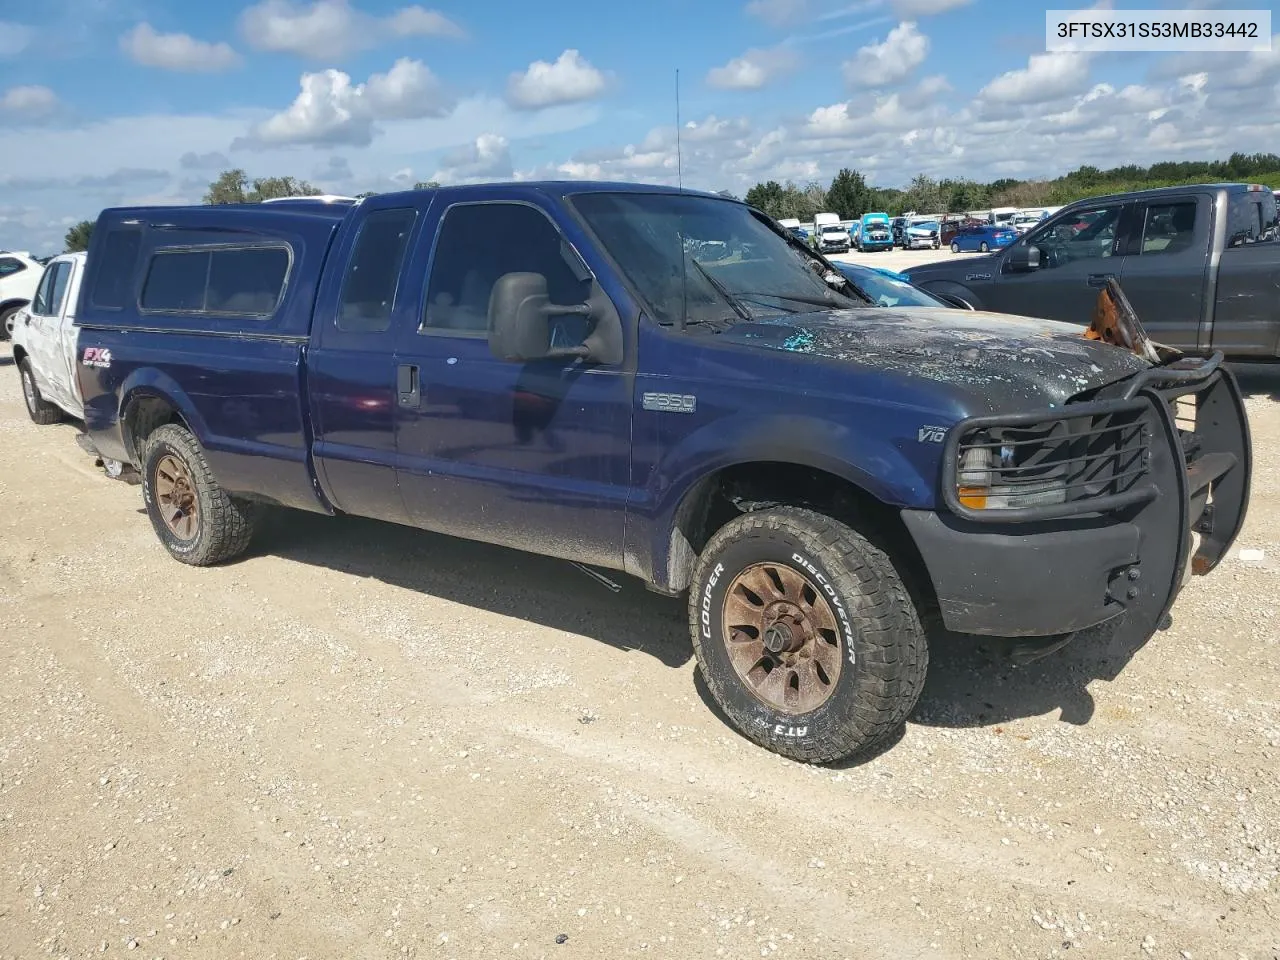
xmin=949 ymin=224 xmax=1018 ymax=253
xmin=832 ymin=261 xmax=965 ymax=309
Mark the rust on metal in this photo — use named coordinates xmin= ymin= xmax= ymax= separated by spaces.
xmin=722 ymin=562 xmax=843 ymax=714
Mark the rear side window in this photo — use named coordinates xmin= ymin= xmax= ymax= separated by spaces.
xmin=140 ymin=246 xmax=290 ymax=317
xmin=49 ymin=261 xmax=72 ymax=315
xmin=90 ymin=229 xmax=142 ymax=308
xmin=1225 ymin=192 xmax=1274 ymax=248
xmin=0 ymin=257 xmax=26 ymax=277
xmin=337 ymin=208 xmax=417 ymax=333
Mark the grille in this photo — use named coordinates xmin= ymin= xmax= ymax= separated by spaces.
xmin=954 ymin=407 xmax=1151 ymax=507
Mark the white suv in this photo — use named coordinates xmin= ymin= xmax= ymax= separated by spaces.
xmin=0 ymin=250 xmax=44 ymax=341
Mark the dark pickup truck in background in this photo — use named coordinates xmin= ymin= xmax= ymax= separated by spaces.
xmin=904 ymin=183 xmax=1280 ymax=357
xmin=73 ymin=183 xmax=1251 ymax=764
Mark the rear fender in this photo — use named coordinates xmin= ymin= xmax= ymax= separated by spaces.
xmin=117 ymin=368 xmax=210 ymax=464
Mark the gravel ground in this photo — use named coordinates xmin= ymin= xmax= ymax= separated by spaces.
xmin=1 ymin=340 xmax=1278 ymax=960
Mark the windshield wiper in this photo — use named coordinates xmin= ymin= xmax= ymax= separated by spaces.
xmin=738 ymin=290 xmax=862 ymax=310
xmin=687 ymin=256 xmax=752 ymax=324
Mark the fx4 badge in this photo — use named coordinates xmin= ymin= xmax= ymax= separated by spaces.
xmin=82 ymin=347 xmax=112 ymax=369
xmin=642 ymin=392 xmax=696 ymax=414
xmin=917 ymin=425 xmax=947 ymax=443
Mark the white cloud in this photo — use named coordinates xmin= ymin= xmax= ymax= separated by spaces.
xmin=843 ymin=21 xmax=929 ymax=87
xmin=979 ymin=52 xmax=1092 ymax=105
xmin=745 ymin=0 xmax=808 ymax=25
xmin=891 ymin=0 xmax=971 ymax=15
xmin=0 ymin=21 xmax=34 ymax=57
xmin=430 ymin=134 xmax=513 ymax=183
xmin=240 ymin=58 xmax=454 ymax=147
xmin=706 ymin=46 xmax=798 ymax=90
xmin=505 ymin=49 xmax=608 ymax=110
xmin=238 ymin=0 xmax=463 ymax=60
xmin=120 ymin=23 xmax=241 ymax=72
xmin=0 ymin=85 xmax=59 ymax=119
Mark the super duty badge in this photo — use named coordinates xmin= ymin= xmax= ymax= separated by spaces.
xmin=642 ymin=392 xmax=696 ymax=414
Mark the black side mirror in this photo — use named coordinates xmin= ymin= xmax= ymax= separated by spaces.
xmin=487 ymin=271 xmax=623 ymax=365
xmin=1005 ymin=243 xmax=1041 ymax=273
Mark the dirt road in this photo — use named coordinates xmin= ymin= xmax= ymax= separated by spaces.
xmin=1 ymin=342 xmax=1278 ymax=960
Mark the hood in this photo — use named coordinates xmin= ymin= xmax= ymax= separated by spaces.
xmin=717 ymin=307 xmax=1151 ymax=414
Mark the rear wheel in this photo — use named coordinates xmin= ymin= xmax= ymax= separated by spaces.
xmin=950 ymin=242 xmax=960 ymax=254
xmin=689 ymin=507 xmax=928 ymax=763
xmin=979 ymin=241 xmax=989 ymax=253
xmin=19 ymin=358 xmax=61 ymax=425
xmin=141 ymin=423 xmax=259 ymax=565
xmin=0 ymin=305 xmax=20 ymax=341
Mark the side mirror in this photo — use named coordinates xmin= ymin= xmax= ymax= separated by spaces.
xmin=1005 ymin=243 xmax=1041 ymax=273
xmin=487 ymin=271 xmax=623 ymax=365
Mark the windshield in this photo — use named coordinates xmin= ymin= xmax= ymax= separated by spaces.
xmin=571 ymin=192 xmax=863 ymax=326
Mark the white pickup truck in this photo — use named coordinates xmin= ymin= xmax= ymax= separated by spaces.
xmin=11 ymin=252 xmax=86 ymax=423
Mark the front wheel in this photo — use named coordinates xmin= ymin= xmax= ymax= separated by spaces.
xmin=688 ymin=507 xmax=928 ymax=763
xmin=979 ymin=241 xmax=989 ymax=252
xmin=142 ymin=423 xmax=259 ymax=566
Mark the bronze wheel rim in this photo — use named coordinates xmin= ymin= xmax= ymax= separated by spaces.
xmin=154 ymin=454 xmax=199 ymax=541
xmin=721 ymin=562 xmax=843 ymax=714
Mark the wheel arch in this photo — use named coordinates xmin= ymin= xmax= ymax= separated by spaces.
xmin=118 ymin=373 xmax=204 ymax=465
xmin=656 ymin=460 xmax=937 ymax=623
xmin=914 ymin=279 xmax=982 ymax=311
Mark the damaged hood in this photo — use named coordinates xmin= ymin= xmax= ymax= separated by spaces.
xmin=717 ymin=306 xmax=1151 ymax=413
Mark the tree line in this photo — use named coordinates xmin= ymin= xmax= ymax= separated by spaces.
xmin=745 ymin=152 xmax=1280 ymax=222
xmin=63 ymin=154 xmax=1280 ymax=252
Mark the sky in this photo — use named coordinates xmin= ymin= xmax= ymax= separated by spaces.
xmin=1 ymin=0 xmax=1278 ymax=253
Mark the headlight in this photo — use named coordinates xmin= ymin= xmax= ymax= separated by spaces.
xmin=956 ymin=427 xmax=1069 ymax=510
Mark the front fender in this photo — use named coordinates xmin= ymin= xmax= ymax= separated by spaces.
xmin=636 ymin=411 xmax=939 ymax=588
xmin=915 ymin=279 xmax=983 ymax=310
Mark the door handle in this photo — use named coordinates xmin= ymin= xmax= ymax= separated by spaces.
xmin=397 ymin=364 xmax=420 ymax=407
xmin=1087 ymin=273 xmax=1115 ymax=288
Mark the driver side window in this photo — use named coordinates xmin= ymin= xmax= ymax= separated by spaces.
xmin=1024 ymin=204 xmax=1123 ymax=269
xmin=421 ymin=202 xmax=590 ymax=343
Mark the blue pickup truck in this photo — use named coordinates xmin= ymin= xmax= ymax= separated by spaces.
xmin=74 ymin=182 xmax=1252 ymax=763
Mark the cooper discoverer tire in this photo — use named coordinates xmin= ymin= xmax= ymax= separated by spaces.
xmin=688 ymin=507 xmax=928 ymax=763
xmin=19 ymin=358 xmax=61 ymax=425
xmin=141 ymin=423 xmax=259 ymax=566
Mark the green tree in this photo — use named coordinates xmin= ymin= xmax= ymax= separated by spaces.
xmin=744 ymin=180 xmax=786 ymax=218
xmin=64 ymin=220 xmax=94 ymax=253
xmin=825 ymin=168 xmax=871 ymax=220
xmin=355 ymin=191 xmax=380 ymax=199
xmin=413 ymin=180 xmax=440 ymax=190
xmin=900 ymin=174 xmax=943 ymax=215
xmin=203 ymin=170 xmax=323 ymax=204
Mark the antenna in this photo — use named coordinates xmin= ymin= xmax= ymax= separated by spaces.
xmin=675 ymin=68 xmax=683 ymax=191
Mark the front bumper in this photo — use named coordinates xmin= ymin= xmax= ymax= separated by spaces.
xmin=906 ymin=236 xmax=937 ymax=248
xmin=904 ymin=353 xmax=1251 ymax=639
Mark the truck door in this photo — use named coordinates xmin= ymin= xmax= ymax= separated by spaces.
xmin=56 ymin=257 xmax=85 ymax=417
xmin=1205 ymin=189 xmax=1278 ymax=356
xmin=1116 ymin=194 xmax=1210 ymax=352
xmin=392 ymin=195 xmax=632 ymax=569
xmin=985 ymin=200 xmax=1131 ymax=326
xmin=26 ymin=258 xmax=74 ymax=410
xmin=308 ymin=200 xmax=425 ymax=524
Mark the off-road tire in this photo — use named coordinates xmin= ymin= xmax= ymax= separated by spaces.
xmin=0 ymin=305 xmax=19 ymax=341
xmin=19 ymin=358 xmax=61 ymax=425
xmin=688 ymin=507 xmax=928 ymax=763
xmin=141 ymin=423 xmax=258 ymax=566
